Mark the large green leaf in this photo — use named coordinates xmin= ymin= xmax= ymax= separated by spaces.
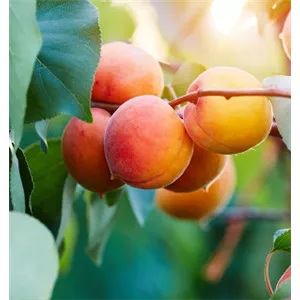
xmin=271 ymin=279 xmax=291 ymax=300
xmin=55 ymin=175 xmax=77 ymax=247
xmin=272 ymin=228 xmax=291 ymax=253
xmin=24 ymin=139 xmax=70 ymax=237
xmin=91 ymin=0 xmax=135 ymax=43
xmin=86 ymin=193 xmax=119 ymax=266
xmin=262 ymin=76 xmax=291 ymax=150
xmin=9 ymin=212 xmax=59 ymax=300
xmin=126 ymin=186 xmax=155 ymax=227
xmin=9 ymin=0 xmax=42 ymax=147
xmin=25 ymin=0 xmax=101 ymax=124
xmin=9 ymin=146 xmax=34 ymax=214
xmin=172 ymin=62 xmax=206 ymax=97
xmin=59 ymin=212 xmax=78 ymax=274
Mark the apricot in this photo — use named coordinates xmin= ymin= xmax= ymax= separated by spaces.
xmin=184 ymin=66 xmax=273 ymax=154
xmin=92 ymin=42 xmax=164 ymax=104
xmin=165 ymin=143 xmax=227 ymax=193
xmin=281 ymin=11 xmax=291 ymax=60
xmin=104 ymin=95 xmax=194 ymax=189
xmin=62 ymin=108 xmax=124 ymax=196
xmin=155 ymin=156 xmax=236 ymax=220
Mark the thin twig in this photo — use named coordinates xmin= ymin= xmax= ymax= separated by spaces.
xmin=264 ymin=251 xmax=275 ymax=296
xmin=168 ymin=88 xmax=291 ymax=108
xmin=91 ymin=101 xmax=120 ymax=114
xmin=166 ymin=84 xmax=178 ymax=100
xmin=216 ymin=207 xmax=290 ymax=222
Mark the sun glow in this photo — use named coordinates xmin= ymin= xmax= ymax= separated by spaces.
xmin=210 ymin=0 xmax=248 ymax=35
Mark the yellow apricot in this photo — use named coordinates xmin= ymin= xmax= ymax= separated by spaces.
xmin=62 ymin=108 xmax=124 ymax=196
xmin=104 ymin=95 xmax=194 ymax=189
xmin=165 ymin=144 xmax=227 ymax=192
xmin=184 ymin=66 xmax=273 ymax=154
xmin=281 ymin=11 xmax=291 ymax=60
xmin=155 ymin=156 xmax=236 ymax=220
xmin=92 ymin=42 xmax=164 ymax=104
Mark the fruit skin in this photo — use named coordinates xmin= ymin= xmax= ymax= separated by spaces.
xmin=165 ymin=143 xmax=227 ymax=193
xmin=281 ymin=11 xmax=291 ymax=60
xmin=104 ymin=95 xmax=194 ymax=189
xmin=62 ymin=108 xmax=124 ymax=196
xmin=92 ymin=42 xmax=164 ymax=104
xmin=276 ymin=265 xmax=291 ymax=291
xmin=184 ymin=66 xmax=273 ymax=154
xmin=155 ymin=156 xmax=236 ymax=220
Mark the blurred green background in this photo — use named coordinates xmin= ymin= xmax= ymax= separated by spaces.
xmin=21 ymin=0 xmax=291 ymax=299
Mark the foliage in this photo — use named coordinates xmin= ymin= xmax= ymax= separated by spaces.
xmin=9 ymin=0 xmax=291 ymax=299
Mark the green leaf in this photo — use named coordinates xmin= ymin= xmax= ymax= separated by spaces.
xmin=104 ymin=188 xmax=125 ymax=207
xmin=35 ymin=119 xmax=50 ymax=153
xmin=126 ymin=186 xmax=155 ymax=226
xmin=24 ymin=139 xmax=69 ymax=237
xmin=9 ymin=212 xmax=59 ymax=300
xmin=25 ymin=0 xmax=101 ymax=124
xmin=9 ymin=144 xmax=34 ymax=214
xmin=172 ymin=62 xmax=206 ymax=97
xmin=272 ymin=228 xmax=291 ymax=252
xmin=9 ymin=0 xmax=42 ymax=147
xmin=86 ymin=193 xmax=118 ymax=266
xmin=262 ymin=76 xmax=291 ymax=150
xmin=91 ymin=0 xmax=135 ymax=43
xmin=271 ymin=279 xmax=291 ymax=300
xmin=55 ymin=175 xmax=77 ymax=248
xmin=59 ymin=212 xmax=78 ymax=274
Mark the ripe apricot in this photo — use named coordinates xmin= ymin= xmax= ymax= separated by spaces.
xmin=62 ymin=108 xmax=124 ymax=196
xmin=166 ymin=143 xmax=227 ymax=193
xmin=104 ymin=95 xmax=194 ymax=189
xmin=92 ymin=42 xmax=164 ymax=104
xmin=281 ymin=11 xmax=291 ymax=60
xmin=155 ymin=156 xmax=236 ymax=220
xmin=183 ymin=66 xmax=273 ymax=154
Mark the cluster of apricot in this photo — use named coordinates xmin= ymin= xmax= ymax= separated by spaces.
xmin=62 ymin=41 xmax=274 ymax=222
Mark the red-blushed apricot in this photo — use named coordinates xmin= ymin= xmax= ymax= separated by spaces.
xmin=104 ymin=95 xmax=194 ymax=189
xmin=276 ymin=265 xmax=291 ymax=291
xmin=281 ymin=11 xmax=291 ymax=60
xmin=155 ymin=156 xmax=236 ymax=220
xmin=183 ymin=66 xmax=273 ymax=154
xmin=62 ymin=108 xmax=124 ymax=196
xmin=165 ymin=144 xmax=227 ymax=192
xmin=92 ymin=42 xmax=164 ymax=104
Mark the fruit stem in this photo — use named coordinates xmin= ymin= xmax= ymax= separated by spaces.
xmin=168 ymin=88 xmax=291 ymax=108
xmin=91 ymin=101 xmax=120 ymax=114
xmin=264 ymin=251 xmax=275 ymax=296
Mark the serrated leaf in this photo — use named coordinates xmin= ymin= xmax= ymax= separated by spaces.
xmin=86 ymin=193 xmax=118 ymax=266
xmin=35 ymin=119 xmax=50 ymax=153
xmin=24 ymin=139 xmax=69 ymax=237
xmin=9 ymin=212 xmax=59 ymax=300
xmin=126 ymin=186 xmax=155 ymax=227
xmin=9 ymin=0 xmax=42 ymax=147
xmin=172 ymin=62 xmax=206 ymax=97
xmin=272 ymin=228 xmax=291 ymax=252
xmin=55 ymin=175 xmax=77 ymax=247
xmin=262 ymin=76 xmax=291 ymax=150
xmin=271 ymin=279 xmax=291 ymax=300
xmin=25 ymin=0 xmax=101 ymax=124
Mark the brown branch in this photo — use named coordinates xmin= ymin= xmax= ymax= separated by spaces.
xmin=264 ymin=251 xmax=275 ymax=296
xmin=270 ymin=121 xmax=282 ymax=138
xmin=216 ymin=207 xmax=290 ymax=222
xmin=168 ymin=88 xmax=291 ymax=108
xmin=91 ymin=101 xmax=120 ymax=114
